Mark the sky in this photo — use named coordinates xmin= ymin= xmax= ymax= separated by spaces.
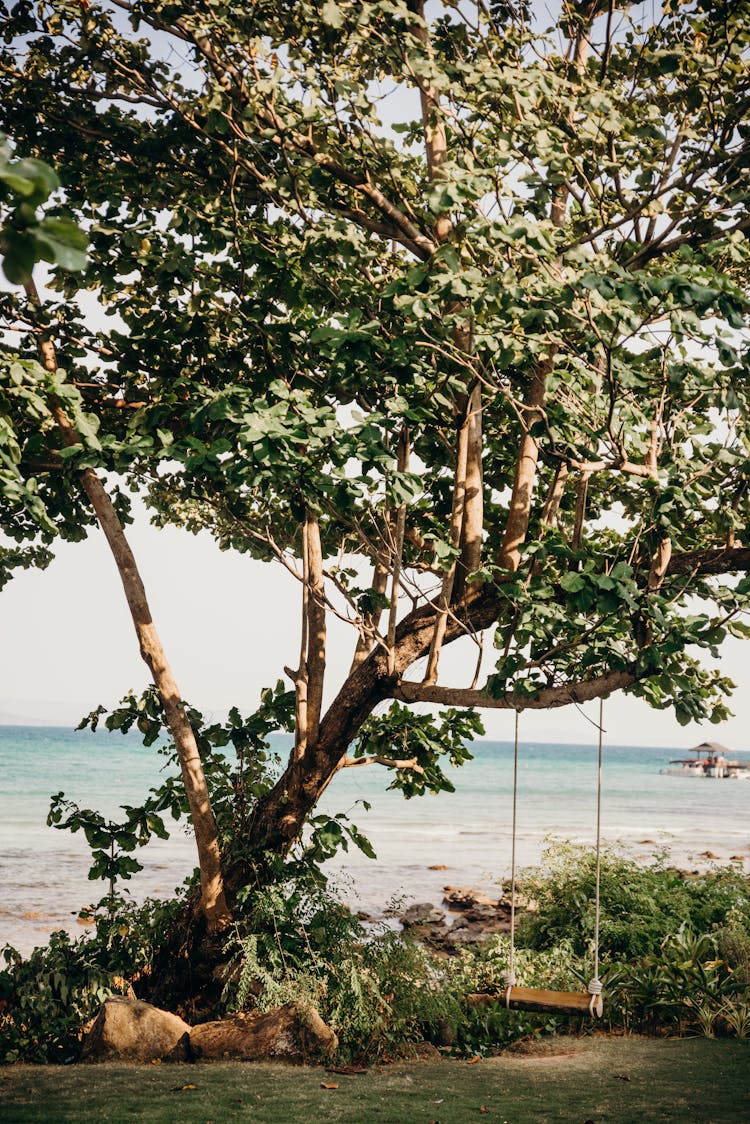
xmin=2 ymin=500 xmax=749 ymax=750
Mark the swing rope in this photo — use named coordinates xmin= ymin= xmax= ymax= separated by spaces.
xmin=502 ymin=700 xmax=605 ymax=1017
xmin=587 ymin=696 xmax=605 ymax=1015
xmin=502 ymin=709 xmax=520 ymax=1007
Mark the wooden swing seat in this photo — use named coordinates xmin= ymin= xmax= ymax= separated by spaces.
xmin=467 ymin=986 xmax=603 ymax=1018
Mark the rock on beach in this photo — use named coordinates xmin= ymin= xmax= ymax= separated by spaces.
xmin=398 ymin=885 xmax=517 ymax=951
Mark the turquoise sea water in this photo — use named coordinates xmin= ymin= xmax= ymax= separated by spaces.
xmin=2 ymin=725 xmax=749 ymax=954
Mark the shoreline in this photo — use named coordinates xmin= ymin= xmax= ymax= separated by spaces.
xmin=3 ymin=729 xmax=749 ymax=957
xmin=3 ymin=830 xmax=748 ymax=958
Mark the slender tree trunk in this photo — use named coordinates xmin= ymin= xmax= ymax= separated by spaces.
xmin=497 ymin=359 xmax=551 ymax=572
xmin=25 ymin=282 xmax=230 ymax=930
xmin=73 ymin=466 xmax=230 ymax=929
xmin=304 ymin=510 xmax=327 ymax=747
xmin=423 ymin=404 xmax=471 ymax=684
xmin=453 ymin=381 xmax=483 ymax=602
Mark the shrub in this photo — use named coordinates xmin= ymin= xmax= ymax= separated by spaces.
xmin=0 ymin=896 xmax=181 ymax=1064
xmin=224 ymin=879 xmax=460 ymax=1062
xmin=519 ymin=842 xmax=750 ymax=962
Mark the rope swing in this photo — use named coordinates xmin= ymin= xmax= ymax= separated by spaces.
xmin=502 ymin=709 xmax=520 ymax=1007
xmin=471 ymin=700 xmax=606 ymax=1018
xmin=587 ymin=696 xmax=605 ymax=1017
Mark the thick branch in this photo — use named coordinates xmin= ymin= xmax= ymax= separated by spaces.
xmin=387 ymin=427 xmax=410 ymax=675
xmin=294 ymin=519 xmax=310 ymax=761
xmin=423 ymin=406 xmax=471 ymax=683
xmin=395 ymin=668 xmax=638 ymax=710
xmin=350 ymin=560 xmax=389 ymax=672
xmin=572 ymin=470 xmax=590 ymax=550
xmin=667 ymin=545 xmax=750 ymax=577
xmin=498 ymin=356 xmax=552 ymax=570
xmin=540 ymin=462 xmax=569 ymax=527
xmin=454 ymin=380 xmax=484 ymax=602
xmin=411 ymin=0 xmax=451 ymax=241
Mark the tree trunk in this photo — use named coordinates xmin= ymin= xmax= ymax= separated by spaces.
xmin=67 ymin=463 xmax=230 ymax=929
xmin=247 ymin=586 xmax=499 ymax=855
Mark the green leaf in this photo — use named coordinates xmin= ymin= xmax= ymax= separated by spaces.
xmin=560 ymin=573 xmax=586 ymax=593
xmin=321 ymin=1 xmax=344 ymax=28
xmin=34 ymin=217 xmax=88 ymax=272
xmin=1 ymin=229 xmax=36 ymax=284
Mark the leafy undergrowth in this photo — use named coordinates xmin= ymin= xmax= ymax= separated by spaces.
xmin=1 ymin=1038 xmax=749 ymax=1123
xmin=2 ymin=844 xmax=749 ymax=1064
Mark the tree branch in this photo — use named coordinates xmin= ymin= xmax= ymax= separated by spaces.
xmin=423 ymin=401 xmax=471 ymax=683
xmin=394 ymin=668 xmax=639 ymax=711
xmin=341 ymin=754 xmax=424 ymax=775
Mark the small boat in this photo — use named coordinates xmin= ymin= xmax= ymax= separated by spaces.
xmin=662 ymin=741 xmax=750 ymax=779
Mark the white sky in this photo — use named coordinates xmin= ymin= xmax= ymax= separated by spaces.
xmin=1 ymin=501 xmax=749 ymax=751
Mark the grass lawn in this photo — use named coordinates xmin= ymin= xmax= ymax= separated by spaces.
xmin=1 ymin=1036 xmax=748 ymax=1123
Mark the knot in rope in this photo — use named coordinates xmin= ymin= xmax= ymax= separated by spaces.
xmin=502 ymin=968 xmax=516 ymax=1008
xmin=587 ymin=976 xmax=603 ymax=1017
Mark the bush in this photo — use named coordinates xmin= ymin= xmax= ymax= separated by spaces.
xmin=519 ymin=841 xmax=750 ymax=961
xmin=602 ymin=924 xmax=747 ymax=1037
xmin=0 ymin=896 xmax=181 ymax=1064
xmin=224 ymin=878 xmax=460 ymax=1062
xmin=4 ymin=839 xmax=750 ymax=1064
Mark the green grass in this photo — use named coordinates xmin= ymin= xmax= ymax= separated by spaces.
xmin=1 ymin=1036 xmax=748 ymax=1123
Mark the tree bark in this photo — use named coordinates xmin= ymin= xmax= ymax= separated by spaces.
xmin=453 ymin=381 xmax=484 ymax=603
xmin=422 ymin=405 xmax=471 ymax=684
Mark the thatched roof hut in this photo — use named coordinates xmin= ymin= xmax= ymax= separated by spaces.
xmin=688 ymin=741 xmax=733 ymax=757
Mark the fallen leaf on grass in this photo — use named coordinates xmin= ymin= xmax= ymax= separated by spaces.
xmin=466 ymin=1056 xmax=481 ymax=1065
xmin=480 ymin=1107 xmax=490 ymax=1115
xmin=320 ymin=1082 xmax=339 ymax=1090
xmin=170 ymin=1084 xmax=198 ymax=1092
xmin=150 ymin=1058 xmax=161 ymax=1066
xmin=614 ymin=1073 xmax=632 ymax=1082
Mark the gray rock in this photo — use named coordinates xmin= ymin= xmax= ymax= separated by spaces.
xmin=442 ymin=886 xmax=500 ymax=911
xmin=402 ymin=902 xmax=446 ymax=927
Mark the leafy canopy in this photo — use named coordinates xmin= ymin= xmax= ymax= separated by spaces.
xmin=1 ymin=0 xmax=750 ymax=734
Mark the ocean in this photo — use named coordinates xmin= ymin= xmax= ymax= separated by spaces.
xmin=1 ymin=725 xmax=749 ymax=955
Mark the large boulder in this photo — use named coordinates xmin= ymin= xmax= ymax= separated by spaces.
xmin=190 ymin=1003 xmax=337 ymax=1062
xmin=81 ymin=997 xmax=191 ymax=1062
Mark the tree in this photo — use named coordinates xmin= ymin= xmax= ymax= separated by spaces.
xmin=1 ymin=0 xmax=750 ymax=892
